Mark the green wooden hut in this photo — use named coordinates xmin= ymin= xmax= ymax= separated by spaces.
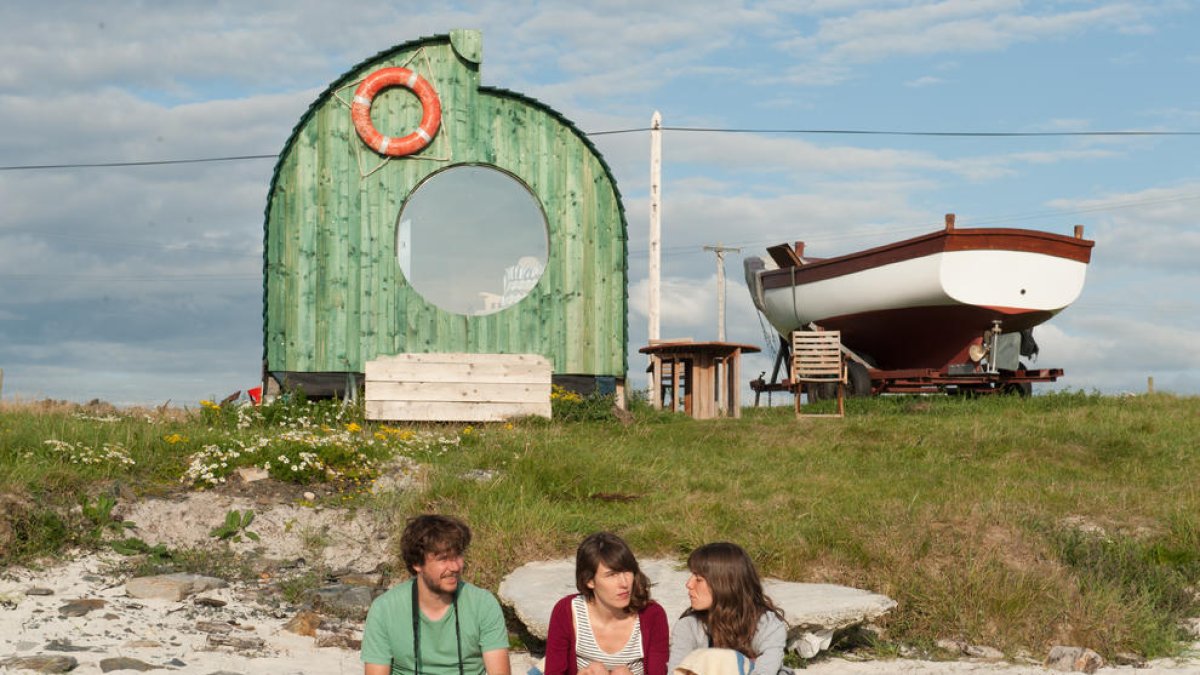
xmin=263 ymin=29 xmax=627 ymax=397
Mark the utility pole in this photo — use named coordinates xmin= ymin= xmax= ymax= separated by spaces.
xmin=648 ymin=112 xmax=663 ymax=408
xmin=648 ymin=111 xmax=662 ymax=344
xmin=703 ymin=243 xmax=741 ymax=341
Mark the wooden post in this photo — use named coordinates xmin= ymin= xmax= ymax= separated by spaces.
xmin=648 ymin=111 xmax=662 ymax=402
xmin=730 ymin=348 xmax=742 ymax=418
xmin=1147 ymin=376 xmax=1155 ymax=394
xmin=0 ymin=367 xmax=4 ymax=400
xmin=704 ymin=243 xmax=741 ymax=341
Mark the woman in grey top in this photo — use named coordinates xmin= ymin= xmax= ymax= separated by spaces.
xmin=667 ymin=543 xmax=788 ymax=675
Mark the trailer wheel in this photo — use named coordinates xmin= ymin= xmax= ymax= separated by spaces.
xmin=1002 ymin=362 xmax=1033 ymax=397
xmin=848 ymin=361 xmax=872 ymax=397
xmin=1002 ymin=382 xmax=1032 ymax=396
xmin=806 ymin=381 xmax=837 ymax=402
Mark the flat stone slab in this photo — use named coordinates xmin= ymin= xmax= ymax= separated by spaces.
xmin=125 ymin=573 xmax=227 ymax=602
xmin=498 ymin=558 xmax=896 ymax=644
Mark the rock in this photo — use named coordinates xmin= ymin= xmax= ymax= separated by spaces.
xmin=310 ymin=583 xmax=375 ymax=620
xmin=195 ymin=620 xmax=235 ymax=634
xmin=0 ymin=655 xmax=80 ymax=673
xmin=58 ymin=598 xmax=106 ymax=617
xmin=45 ymin=639 xmax=101 ymax=652
xmin=339 ymin=572 xmax=383 ymax=587
xmin=315 ymin=632 xmax=362 ymax=649
xmin=126 ymin=573 xmax=228 ymax=601
xmin=790 ymin=629 xmax=833 ymax=658
xmin=462 ymin=469 xmax=497 ymax=482
xmin=765 ymin=578 xmax=896 ymax=632
xmin=206 ymin=633 xmax=267 ymax=651
xmin=0 ymin=492 xmax=35 ymax=556
xmin=284 ymin=609 xmax=323 ymax=636
xmin=26 ymin=587 xmax=55 ymax=596
xmin=236 ymin=466 xmax=269 ymax=482
xmin=964 ymin=644 xmax=1004 ymax=660
xmin=1045 ymin=645 xmax=1104 ymax=673
xmin=1113 ymin=652 xmax=1147 ymax=667
xmin=372 ymin=457 xmax=421 ymax=494
xmin=195 ymin=596 xmax=227 ymax=607
xmin=935 ymin=639 xmax=966 ymax=654
xmin=303 ymin=491 xmax=316 ymax=501
xmin=99 ymin=656 xmax=159 ymax=672
xmin=498 ymin=558 xmax=896 ymax=659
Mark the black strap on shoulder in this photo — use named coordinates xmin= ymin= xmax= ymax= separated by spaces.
xmin=410 ymin=580 xmax=464 ymax=675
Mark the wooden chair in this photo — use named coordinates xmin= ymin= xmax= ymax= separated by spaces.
xmin=792 ymin=330 xmax=847 ymax=418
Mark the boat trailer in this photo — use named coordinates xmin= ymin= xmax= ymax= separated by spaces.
xmin=750 ymin=334 xmax=1064 ymax=403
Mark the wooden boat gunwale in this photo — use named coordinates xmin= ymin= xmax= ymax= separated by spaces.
xmin=759 ymin=226 xmax=1094 ymax=291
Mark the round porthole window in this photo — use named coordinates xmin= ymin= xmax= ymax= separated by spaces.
xmin=396 ymin=165 xmax=549 ymax=316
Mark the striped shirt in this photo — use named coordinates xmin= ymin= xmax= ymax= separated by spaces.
xmin=572 ymin=595 xmax=644 ymax=675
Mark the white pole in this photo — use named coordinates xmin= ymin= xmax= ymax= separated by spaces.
xmin=648 ymin=111 xmax=663 ymax=408
xmin=649 ymin=111 xmax=662 ymax=343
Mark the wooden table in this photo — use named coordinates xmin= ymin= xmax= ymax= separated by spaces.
xmin=639 ymin=341 xmax=760 ymax=419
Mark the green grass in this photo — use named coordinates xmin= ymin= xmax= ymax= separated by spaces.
xmin=2 ymin=391 xmax=1198 ymax=659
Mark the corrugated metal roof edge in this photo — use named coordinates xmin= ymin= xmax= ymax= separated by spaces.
xmin=260 ymin=32 xmax=630 ymax=377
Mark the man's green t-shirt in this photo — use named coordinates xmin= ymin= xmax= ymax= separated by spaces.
xmin=361 ymin=579 xmax=508 ymax=675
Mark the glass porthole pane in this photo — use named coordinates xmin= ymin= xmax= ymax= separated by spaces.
xmin=397 ymin=165 xmax=549 ymax=316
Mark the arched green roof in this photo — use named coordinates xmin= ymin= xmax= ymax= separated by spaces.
xmin=262 ymin=31 xmax=628 ymax=381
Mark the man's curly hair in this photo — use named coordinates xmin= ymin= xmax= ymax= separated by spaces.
xmin=400 ymin=514 xmax=472 ymax=574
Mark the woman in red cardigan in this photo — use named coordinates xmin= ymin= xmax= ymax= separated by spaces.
xmin=543 ymin=532 xmax=669 ymax=675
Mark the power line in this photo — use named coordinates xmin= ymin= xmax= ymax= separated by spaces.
xmin=0 ymin=272 xmax=260 ymax=281
xmin=588 ymin=126 xmax=1200 ymax=138
xmin=2 ymin=126 xmax=1199 ymax=171
xmin=625 ymin=191 xmax=1200 ymax=258
xmin=1 ymin=153 xmax=276 ymax=170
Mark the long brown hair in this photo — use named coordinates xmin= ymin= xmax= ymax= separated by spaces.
xmin=575 ymin=532 xmax=652 ymax=613
xmin=684 ymin=542 xmax=783 ymax=658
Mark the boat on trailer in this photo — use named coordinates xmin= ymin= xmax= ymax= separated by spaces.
xmin=744 ymin=214 xmax=1095 ymax=396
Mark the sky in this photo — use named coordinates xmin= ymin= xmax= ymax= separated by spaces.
xmin=1 ymin=0 xmax=1198 ymax=407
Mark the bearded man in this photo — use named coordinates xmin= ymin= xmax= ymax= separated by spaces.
xmin=362 ymin=514 xmax=511 ymax=675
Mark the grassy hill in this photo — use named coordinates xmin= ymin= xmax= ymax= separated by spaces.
xmin=1 ymin=391 xmax=1197 ymax=659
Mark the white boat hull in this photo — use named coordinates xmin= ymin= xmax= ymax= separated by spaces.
xmin=747 ymin=226 xmax=1093 ymax=370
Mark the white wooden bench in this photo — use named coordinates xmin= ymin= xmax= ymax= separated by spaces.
xmin=365 ymin=353 xmax=552 ymax=422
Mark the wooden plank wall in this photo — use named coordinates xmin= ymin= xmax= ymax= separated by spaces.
xmin=365 ymin=353 xmax=551 ymax=422
xmin=264 ymin=31 xmax=627 ymax=381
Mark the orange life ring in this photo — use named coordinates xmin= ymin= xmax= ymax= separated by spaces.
xmin=351 ymin=67 xmax=441 ymax=156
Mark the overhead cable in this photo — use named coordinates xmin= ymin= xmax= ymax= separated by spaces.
xmin=2 ymin=127 xmax=1199 ymax=171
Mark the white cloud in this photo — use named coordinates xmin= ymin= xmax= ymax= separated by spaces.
xmin=1047 ymin=182 xmax=1200 ymax=270
xmin=905 ymin=75 xmax=944 ymax=87
xmin=780 ymin=1 xmax=1149 ymax=65
xmin=1 ymin=1 xmax=1197 ymax=404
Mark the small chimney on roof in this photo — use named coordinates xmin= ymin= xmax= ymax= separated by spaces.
xmin=944 ymin=213 xmax=956 ymax=231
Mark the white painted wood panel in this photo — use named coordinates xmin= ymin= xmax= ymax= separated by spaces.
xmin=366 ymin=381 xmax=549 ymax=403
xmin=365 ymin=353 xmax=552 ymax=422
